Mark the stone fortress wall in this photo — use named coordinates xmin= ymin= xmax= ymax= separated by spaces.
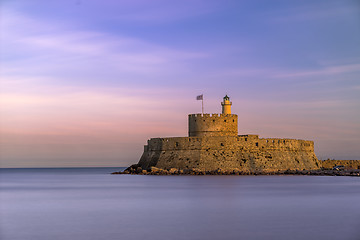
xmin=321 ymin=160 xmax=360 ymax=169
xmin=188 ymin=114 xmax=238 ymax=137
xmin=138 ymin=95 xmax=321 ymax=172
xmin=145 ymin=135 xmax=314 ymax=152
xmin=138 ymin=134 xmax=320 ymax=171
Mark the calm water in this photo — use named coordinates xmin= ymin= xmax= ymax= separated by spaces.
xmin=1 ymin=168 xmax=360 ymax=240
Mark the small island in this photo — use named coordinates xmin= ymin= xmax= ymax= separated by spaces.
xmin=115 ymin=96 xmax=360 ymax=176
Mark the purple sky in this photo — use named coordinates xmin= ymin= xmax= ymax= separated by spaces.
xmin=1 ymin=0 xmax=360 ymax=167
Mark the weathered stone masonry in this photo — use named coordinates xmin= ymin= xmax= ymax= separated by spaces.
xmin=138 ymin=96 xmax=321 ymax=172
xmin=321 ymin=160 xmax=360 ymax=169
xmin=188 ymin=114 xmax=238 ymax=137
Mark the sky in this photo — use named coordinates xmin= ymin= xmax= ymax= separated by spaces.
xmin=1 ymin=0 xmax=360 ymax=167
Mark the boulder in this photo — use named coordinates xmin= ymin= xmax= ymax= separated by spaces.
xmin=150 ymin=167 xmax=161 ymax=173
xmin=169 ymin=168 xmax=178 ymax=174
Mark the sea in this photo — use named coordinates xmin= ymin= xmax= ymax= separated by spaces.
xmin=1 ymin=167 xmax=360 ymax=240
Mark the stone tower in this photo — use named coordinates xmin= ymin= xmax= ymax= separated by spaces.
xmin=188 ymin=95 xmax=238 ymax=137
xmin=221 ymin=95 xmax=232 ymax=114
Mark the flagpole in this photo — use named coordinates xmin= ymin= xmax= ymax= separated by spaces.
xmin=202 ymin=98 xmax=204 ymax=114
xmin=196 ymin=94 xmax=204 ymax=114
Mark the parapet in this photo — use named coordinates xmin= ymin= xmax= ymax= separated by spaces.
xmin=188 ymin=113 xmax=238 ymax=137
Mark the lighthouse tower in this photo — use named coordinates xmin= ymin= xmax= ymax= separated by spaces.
xmin=221 ymin=95 xmax=232 ymax=114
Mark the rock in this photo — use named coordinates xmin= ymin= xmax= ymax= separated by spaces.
xmin=150 ymin=167 xmax=161 ymax=173
xmin=113 ymin=165 xmax=360 ymax=176
xmin=128 ymin=164 xmax=139 ymax=170
xmin=169 ymin=168 xmax=178 ymax=174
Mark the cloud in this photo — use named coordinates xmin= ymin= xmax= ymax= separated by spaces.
xmin=1 ymin=0 xmax=222 ymax=27
xmin=112 ymin=0 xmax=220 ymax=22
xmin=0 ymin=9 xmax=208 ymax=88
xmin=0 ymin=83 xmax=192 ymax=167
xmin=272 ymin=63 xmax=360 ymax=78
xmin=271 ymin=2 xmax=359 ymax=22
xmin=0 ymin=77 xmax=209 ymax=140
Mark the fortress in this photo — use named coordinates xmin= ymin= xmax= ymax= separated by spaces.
xmin=137 ymin=96 xmax=321 ymax=172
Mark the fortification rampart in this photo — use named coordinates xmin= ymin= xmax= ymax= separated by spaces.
xmin=188 ymin=114 xmax=238 ymax=137
xmin=146 ymin=136 xmax=314 ymax=152
xmin=138 ymin=135 xmax=319 ymax=171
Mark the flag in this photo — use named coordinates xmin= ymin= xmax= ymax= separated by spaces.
xmin=196 ymin=94 xmax=203 ymax=100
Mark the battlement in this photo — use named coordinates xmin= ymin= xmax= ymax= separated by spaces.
xmin=189 ymin=113 xmax=237 ymax=118
xmin=188 ymin=113 xmax=238 ymax=137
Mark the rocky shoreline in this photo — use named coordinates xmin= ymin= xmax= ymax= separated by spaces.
xmin=112 ymin=164 xmax=360 ymax=177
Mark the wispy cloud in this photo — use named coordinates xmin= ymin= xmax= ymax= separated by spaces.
xmin=0 ymin=10 xmax=208 ymax=87
xmin=112 ymin=0 xmax=220 ymax=22
xmin=271 ymin=3 xmax=359 ymax=22
xmin=273 ymin=63 xmax=360 ymax=78
xmin=0 ymin=78 xmax=201 ymax=137
xmin=0 ymin=84 xmax=189 ymax=165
